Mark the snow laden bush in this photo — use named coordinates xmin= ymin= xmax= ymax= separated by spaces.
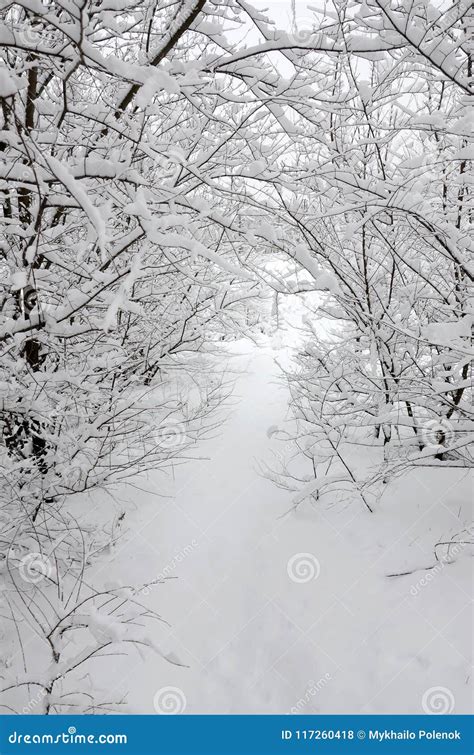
xmin=234 ymin=0 xmax=473 ymax=508
xmin=0 ymin=0 xmax=283 ymax=712
xmin=0 ymin=0 xmax=270 ymax=521
xmin=1 ymin=509 xmax=185 ymax=714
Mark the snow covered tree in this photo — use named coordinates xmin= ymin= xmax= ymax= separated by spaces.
xmin=0 ymin=0 xmax=280 ymax=711
xmin=230 ymin=0 xmax=473 ymax=505
xmin=0 ymin=0 xmax=278 ymax=523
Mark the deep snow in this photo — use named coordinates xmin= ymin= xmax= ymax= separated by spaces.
xmin=93 ymin=339 xmax=472 ymax=715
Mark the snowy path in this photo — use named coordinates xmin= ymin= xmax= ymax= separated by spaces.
xmin=104 ymin=341 xmax=471 ymax=715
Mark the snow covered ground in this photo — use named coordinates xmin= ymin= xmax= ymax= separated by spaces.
xmin=1 ymin=0 xmax=471 ymax=724
xmin=90 ymin=338 xmax=472 ymax=716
